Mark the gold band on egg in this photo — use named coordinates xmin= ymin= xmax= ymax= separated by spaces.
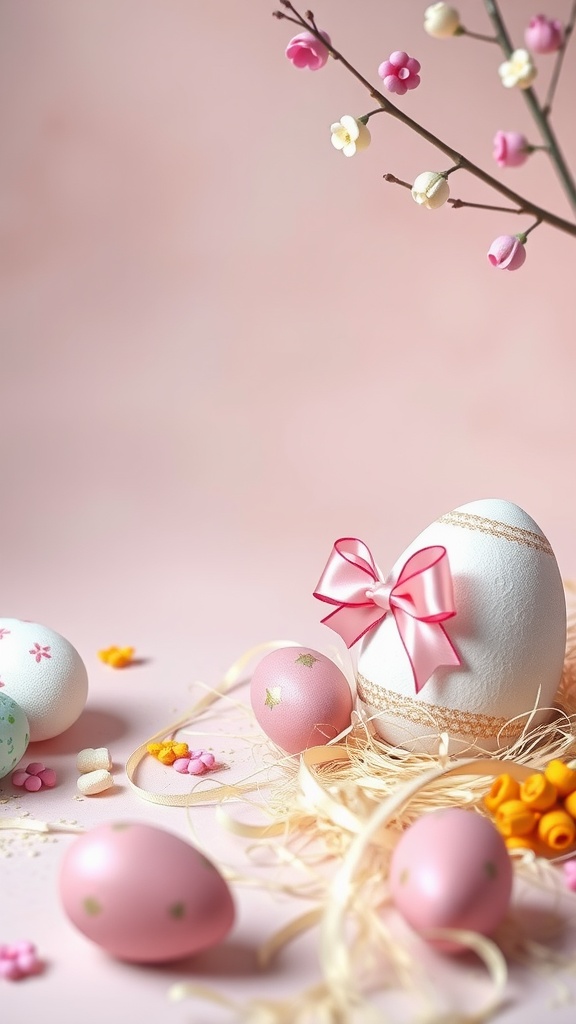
xmin=437 ymin=510 xmax=553 ymax=556
xmin=356 ymin=673 xmax=524 ymax=740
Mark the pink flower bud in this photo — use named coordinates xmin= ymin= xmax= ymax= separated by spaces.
xmin=525 ymin=15 xmax=564 ymax=54
xmin=285 ymin=30 xmax=331 ymax=71
xmin=378 ymin=51 xmax=421 ymax=95
xmin=492 ymin=131 xmax=530 ymax=168
xmin=487 ymin=235 xmax=526 ymax=271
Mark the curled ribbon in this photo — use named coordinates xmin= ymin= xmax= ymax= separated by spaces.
xmin=313 ymin=538 xmax=460 ymax=693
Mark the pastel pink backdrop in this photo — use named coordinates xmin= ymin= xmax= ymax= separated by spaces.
xmin=1 ymin=1 xmax=576 ymax=1021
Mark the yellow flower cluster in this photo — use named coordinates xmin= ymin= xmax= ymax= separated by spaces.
xmin=146 ymin=740 xmax=190 ymax=766
xmin=98 ymin=645 xmax=135 ymax=668
xmin=485 ymin=760 xmax=576 ymax=853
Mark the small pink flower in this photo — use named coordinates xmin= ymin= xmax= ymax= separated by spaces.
xmin=378 ymin=51 xmax=421 ymax=95
xmin=173 ymin=750 xmax=217 ymax=776
xmin=285 ymin=30 xmax=331 ymax=71
xmin=0 ymin=941 xmax=43 ymax=980
xmin=12 ymin=762 xmax=57 ymax=791
xmin=29 ymin=643 xmax=51 ymax=663
xmin=487 ymin=234 xmax=527 ymax=271
xmin=493 ymin=131 xmax=530 ymax=168
xmin=525 ymin=15 xmax=564 ymax=54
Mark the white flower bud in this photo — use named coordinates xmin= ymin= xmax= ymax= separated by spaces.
xmin=411 ymin=171 xmax=450 ymax=209
xmin=498 ymin=49 xmax=537 ymax=89
xmin=76 ymin=746 xmax=112 ymax=773
xmin=77 ymin=769 xmax=114 ymax=795
xmin=424 ymin=3 xmax=461 ymax=39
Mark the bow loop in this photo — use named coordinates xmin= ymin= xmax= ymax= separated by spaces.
xmin=314 ymin=539 xmax=460 ymax=693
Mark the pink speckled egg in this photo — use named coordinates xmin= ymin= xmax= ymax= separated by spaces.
xmin=250 ymin=646 xmax=353 ymax=754
xmin=59 ymin=822 xmax=235 ymax=963
xmin=389 ymin=808 xmax=513 ymax=953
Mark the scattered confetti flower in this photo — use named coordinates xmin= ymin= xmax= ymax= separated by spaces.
xmin=487 ymin=234 xmax=526 ymax=271
xmin=411 ymin=170 xmax=450 ymax=209
xmin=378 ymin=51 xmax=421 ymax=95
xmin=285 ymin=29 xmax=331 ymax=70
xmin=0 ymin=941 xmax=43 ymax=980
xmin=525 ymin=15 xmax=564 ymax=54
xmin=498 ymin=49 xmax=537 ymax=89
xmin=147 ymin=740 xmax=190 ymax=766
xmin=424 ymin=3 xmax=461 ymax=38
xmin=12 ymin=762 xmax=56 ymax=792
xmin=330 ymin=115 xmax=371 ymax=157
xmin=493 ymin=130 xmax=530 ymax=168
xmin=564 ymin=859 xmax=576 ymax=892
xmin=98 ymin=646 xmax=135 ymax=668
xmin=173 ymin=750 xmax=217 ymax=776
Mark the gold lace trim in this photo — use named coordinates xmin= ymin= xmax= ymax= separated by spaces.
xmin=357 ymin=673 xmax=523 ymax=740
xmin=437 ymin=510 xmax=553 ymax=556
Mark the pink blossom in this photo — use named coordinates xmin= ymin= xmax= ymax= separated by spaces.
xmin=285 ymin=30 xmax=331 ymax=70
xmin=173 ymin=749 xmax=217 ymax=776
xmin=525 ymin=15 xmax=564 ymax=54
xmin=12 ymin=761 xmax=57 ymax=791
xmin=564 ymin=859 xmax=576 ymax=891
xmin=493 ymin=131 xmax=530 ymax=168
xmin=0 ymin=941 xmax=43 ymax=981
xmin=487 ymin=235 xmax=526 ymax=271
xmin=378 ymin=51 xmax=421 ymax=95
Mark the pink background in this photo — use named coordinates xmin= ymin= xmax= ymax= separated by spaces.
xmin=2 ymin=1 xmax=576 ymax=1020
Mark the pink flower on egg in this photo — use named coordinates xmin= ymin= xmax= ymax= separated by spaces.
xmin=29 ymin=643 xmax=51 ymax=663
xmin=525 ymin=15 xmax=564 ymax=54
xmin=0 ymin=941 xmax=43 ymax=981
xmin=12 ymin=762 xmax=57 ymax=791
xmin=285 ymin=30 xmax=331 ymax=70
xmin=493 ymin=131 xmax=530 ymax=168
xmin=378 ymin=51 xmax=421 ymax=95
xmin=487 ymin=234 xmax=526 ymax=271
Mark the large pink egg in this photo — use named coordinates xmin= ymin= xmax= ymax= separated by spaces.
xmin=249 ymin=646 xmax=353 ymax=754
xmin=389 ymin=808 xmax=513 ymax=953
xmin=59 ymin=822 xmax=235 ymax=962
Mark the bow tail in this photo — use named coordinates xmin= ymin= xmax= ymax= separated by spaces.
xmin=394 ymin=611 xmax=461 ymax=694
xmin=320 ymin=603 xmax=387 ymax=649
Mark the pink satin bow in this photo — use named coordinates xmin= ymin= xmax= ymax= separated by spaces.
xmin=313 ymin=538 xmax=460 ymax=693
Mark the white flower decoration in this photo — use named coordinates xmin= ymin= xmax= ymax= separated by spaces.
xmin=330 ymin=115 xmax=371 ymax=157
xmin=498 ymin=49 xmax=537 ymax=89
xmin=424 ymin=3 xmax=461 ymax=38
xmin=411 ymin=171 xmax=450 ymax=209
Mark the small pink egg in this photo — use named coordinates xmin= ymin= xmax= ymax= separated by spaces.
xmin=250 ymin=647 xmax=353 ymax=754
xmin=59 ymin=822 xmax=235 ymax=962
xmin=389 ymin=808 xmax=513 ymax=953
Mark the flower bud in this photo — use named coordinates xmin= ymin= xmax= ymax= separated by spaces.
xmin=484 ymin=773 xmax=520 ymax=813
xmin=525 ymin=15 xmax=564 ymax=55
xmin=492 ymin=130 xmax=530 ymax=169
xmin=424 ymin=3 xmax=461 ymax=38
xmin=520 ymin=773 xmax=557 ymax=811
xmin=286 ymin=30 xmax=331 ymax=70
xmin=411 ymin=171 xmax=450 ymax=209
xmin=487 ymin=235 xmax=526 ymax=271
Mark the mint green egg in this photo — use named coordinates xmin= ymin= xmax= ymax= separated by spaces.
xmin=0 ymin=692 xmax=29 ymax=779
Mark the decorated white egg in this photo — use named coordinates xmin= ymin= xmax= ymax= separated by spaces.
xmin=0 ymin=618 xmax=88 ymax=741
xmin=356 ymin=499 xmax=566 ymax=753
xmin=0 ymin=692 xmax=29 ymax=779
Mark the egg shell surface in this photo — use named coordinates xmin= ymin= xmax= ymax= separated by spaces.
xmin=250 ymin=647 xmax=354 ymax=754
xmin=0 ymin=692 xmax=29 ymax=779
xmin=357 ymin=499 xmax=566 ymax=753
xmin=389 ymin=808 xmax=513 ymax=953
xmin=0 ymin=618 xmax=88 ymax=741
xmin=59 ymin=822 xmax=235 ymax=962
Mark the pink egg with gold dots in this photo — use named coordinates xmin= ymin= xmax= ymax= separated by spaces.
xmin=389 ymin=808 xmax=513 ymax=953
xmin=250 ymin=646 xmax=354 ymax=754
xmin=59 ymin=822 xmax=235 ymax=963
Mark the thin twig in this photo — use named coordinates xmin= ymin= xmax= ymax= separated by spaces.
xmin=483 ymin=0 xmax=576 ymax=215
xmin=543 ymin=0 xmax=576 ymax=115
xmin=459 ymin=28 xmax=498 ymax=44
xmin=384 ymin=174 xmax=527 ymax=215
xmin=275 ymin=3 xmax=576 ymax=237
